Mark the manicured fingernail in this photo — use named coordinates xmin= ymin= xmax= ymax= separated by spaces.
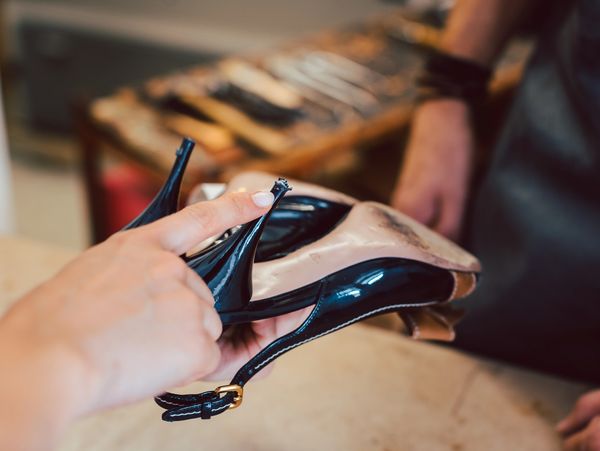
xmin=252 ymin=191 xmax=274 ymax=207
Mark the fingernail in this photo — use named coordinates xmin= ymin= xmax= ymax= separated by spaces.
xmin=251 ymin=191 xmax=274 ymax=208
xmin=556 ymin=419 xmax=567 ymax=433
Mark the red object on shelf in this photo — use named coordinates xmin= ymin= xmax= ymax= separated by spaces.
xmin=101 ymin=164 xmax=155 ymax=235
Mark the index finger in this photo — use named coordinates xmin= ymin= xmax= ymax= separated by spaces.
xmin=140 ymin=190 xmax=274 ymax=254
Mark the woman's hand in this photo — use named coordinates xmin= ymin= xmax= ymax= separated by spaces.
xmin=391 ymin=99 xmax=475 ymax=240
xmin=0 ymin=190 xmax=274 ymax=449
xmin=205 ymin=308 xmax=313 ymax=381
xmin=558 ymin=390 xmax=600 ymax=451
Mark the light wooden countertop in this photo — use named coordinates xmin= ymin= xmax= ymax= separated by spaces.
xmin=0 ymin=235 xmax=589 ymax=450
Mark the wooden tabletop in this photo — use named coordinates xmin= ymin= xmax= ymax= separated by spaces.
xmin=0 ymin=235 xmax=589 ymax=450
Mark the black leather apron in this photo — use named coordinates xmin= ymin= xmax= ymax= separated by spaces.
xmin=453 ymin=0 xmax=600 ymax=383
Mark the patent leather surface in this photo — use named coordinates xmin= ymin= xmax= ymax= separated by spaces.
xmin=123 ymin=138 xmax=194 ymax=230
xmin=185 ymin=179 xmax=291 ymax=313
xmin=256 ymin=196 xmax=351 ymax=261
xmin=220 ymin=257 xmax=453 ymax=325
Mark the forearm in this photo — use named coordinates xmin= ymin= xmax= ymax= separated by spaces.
xmin=0 ymin=189 xmax=271 ymax=449
xmin=441 ymin=0 xmax=542 ymax=66
xmin=0 ymin=319 xmax=89 ymax=451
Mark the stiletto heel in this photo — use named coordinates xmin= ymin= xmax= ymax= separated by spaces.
xmin=123 ymin=137 xmax=195 ymax=230
xmin=185 ymin=178 xmax=291 ymax=313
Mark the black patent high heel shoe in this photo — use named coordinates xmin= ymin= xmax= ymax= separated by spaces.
xmin=123 ymin=137 xmax=195 ymax=230
xmin=156 ymin=200 xmax=480 ymax=421
xmin=121 ymin=154 xmax=480 ymax=421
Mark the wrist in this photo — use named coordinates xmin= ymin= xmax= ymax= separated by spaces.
xmin=417 ymin=97 xmax=470 ymax=113
xmin=416 ymin=51 xmax=492 ymax=109
xmin=415 ymin=99 xmax=473 ymax=129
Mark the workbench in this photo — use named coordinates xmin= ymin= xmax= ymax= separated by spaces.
xmin=76 ymin=9 xmax=528 ymax=243
xmin=0 ymin=235 xmax=589 ymax=450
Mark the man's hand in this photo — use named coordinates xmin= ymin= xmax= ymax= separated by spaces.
xmin=389 ymin=0 xmax=544 ymax=239
xmin=558 ymin=390 xmax=600 ymax=451
xmin=391 ymin=99 xmax=474 ymax=240
xmin=0 ymin=189 xmax=274 ymax=450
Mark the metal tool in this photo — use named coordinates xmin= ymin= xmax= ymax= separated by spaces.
xmin=268 ymin=56 xmax=376 ymax=117
xmin=304 ymin=51 xmax=388 ymax=92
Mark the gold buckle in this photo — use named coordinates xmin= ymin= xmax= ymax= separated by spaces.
xmin=214 ymin=384 xmax=244 ymax=410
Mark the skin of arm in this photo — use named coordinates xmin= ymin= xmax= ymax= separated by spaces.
xmin=391 ymin=0 xmax=541 ymax=240
xmin=0 ymin=189 xmax=309 ymax=451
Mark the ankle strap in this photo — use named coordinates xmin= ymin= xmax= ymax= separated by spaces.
xmin=156 ymin=384 xmax=243 ymax=421
xmin=155 ymin=316 xmax=305 ymax=421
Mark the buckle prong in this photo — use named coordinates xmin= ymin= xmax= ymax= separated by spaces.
xmin=214 ymin=384 xmax=244 ymax=410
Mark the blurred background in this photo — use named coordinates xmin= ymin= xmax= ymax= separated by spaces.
xmin=1 ymin=0 xmax=453 ymax=250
